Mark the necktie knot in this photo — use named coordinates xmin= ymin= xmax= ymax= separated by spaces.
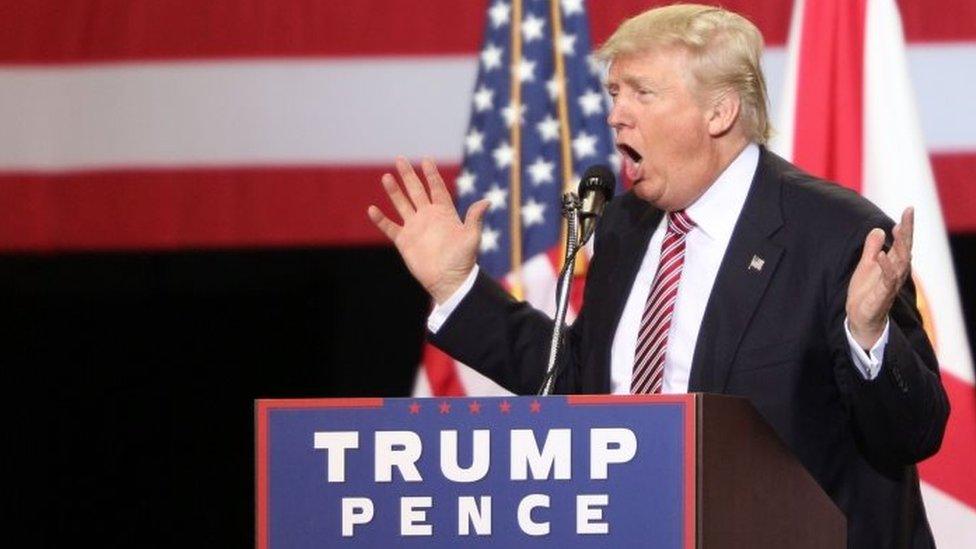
xmin=667 ymin=210 xmax=695 ymax=236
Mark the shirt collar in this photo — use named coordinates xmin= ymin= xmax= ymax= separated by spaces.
xmin=684 ymin=143 xmax=760 ymax=242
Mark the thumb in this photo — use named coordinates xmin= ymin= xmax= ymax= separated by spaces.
xmin=859 ymin=228 xmax=886 ymax=266
xmin=464 ymin=199 xmax=491 ymax=231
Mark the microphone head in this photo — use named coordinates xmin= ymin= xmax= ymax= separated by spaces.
xmin=578 ymin=164 xmax=616 ymax=202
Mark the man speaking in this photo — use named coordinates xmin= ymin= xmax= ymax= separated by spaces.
xmin=367 ymin=4 xmax=949 ymax=547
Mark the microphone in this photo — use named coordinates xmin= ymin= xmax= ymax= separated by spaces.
xmin=577 ymin=165 xmax=616 ymax=244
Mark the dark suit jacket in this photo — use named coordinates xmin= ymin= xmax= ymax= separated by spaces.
xmin=430 ymin=148 xmax=950 ymax=548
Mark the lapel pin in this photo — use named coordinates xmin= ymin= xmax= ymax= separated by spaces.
xmin=749 ymin=255 xmax=765 ymax=272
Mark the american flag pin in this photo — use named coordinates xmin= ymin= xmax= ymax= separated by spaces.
xmin=749 ymin=255 xmax=765 ymax=272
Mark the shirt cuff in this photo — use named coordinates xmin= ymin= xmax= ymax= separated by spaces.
xmin=426 ymin=266 xmax=480 ymax=334
xmin=844 ymin=316 xmax=890 ymax=380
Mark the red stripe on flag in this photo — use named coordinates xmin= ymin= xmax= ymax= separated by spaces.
xmin=0 ymin=165 xmax=459 ymax=252
xmin=919 ymin=371 xmax=976 ymax=509
xmin=421 ymin=344 xmax=466 ymax=397
xmin=1 ymin=155 xmax=972 ymax=253
xmin=931 ymin=152 xmax=976 ymax=233
xmin=897 ymin=0 xmax=976 ymax=43
xmin=792 ymin=0 xmax=867 ymax=193
xmin=2 ymin=1 xmax=972 ymax=64
xmin=588 ymin=0 xmax=793 ymax=46
xmin=0 ymin=0 xmax=487 ymax=63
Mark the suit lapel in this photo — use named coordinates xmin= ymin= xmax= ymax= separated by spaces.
xmin=689 ymin=148 xmax=785 ymax=393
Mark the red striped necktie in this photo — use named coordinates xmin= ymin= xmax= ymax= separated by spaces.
xmin=631 ymin=210 xmax=696 ymax=394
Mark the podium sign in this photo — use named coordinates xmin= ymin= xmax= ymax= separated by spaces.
xmin=256 ymin=395 xmax=695 ymax=548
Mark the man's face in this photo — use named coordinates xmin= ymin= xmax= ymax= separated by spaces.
xmin=606 ymin=48 xmax=717 ymax=211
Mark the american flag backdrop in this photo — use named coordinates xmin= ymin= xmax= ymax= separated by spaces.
xmin=414 ymin=0 xmax=616 ymax=398
xmin=1 ymin=0 xmax=975 ymax=546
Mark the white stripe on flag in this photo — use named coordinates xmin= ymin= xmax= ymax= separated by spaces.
xmin=2 ymin=45 xmax=975 ymax=172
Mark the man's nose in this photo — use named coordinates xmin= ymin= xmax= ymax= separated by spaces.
xmin=607 ymin=100 xmax=629 ymax=129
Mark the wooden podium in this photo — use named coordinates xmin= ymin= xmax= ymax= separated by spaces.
xmin=256 ymin=394 xmax=845 ymax=548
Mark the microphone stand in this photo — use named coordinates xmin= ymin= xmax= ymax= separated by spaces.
xmin=539 ymin=192 xmax=583 ymax=395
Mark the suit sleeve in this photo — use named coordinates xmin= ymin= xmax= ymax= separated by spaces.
xmin=827 ymin=214 xmax=950 ymax=466
xmin=427 ymin=270 xmax=587 ymax=395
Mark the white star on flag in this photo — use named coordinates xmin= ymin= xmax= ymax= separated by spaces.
xmin=572 ymin=131 xmax=597 ymax=159
xmin=473 ymin=85 xmax=494 ymax=112
xmin=484 ymin=184 xmax=508 ymax=211
xmin=521 ymin=198 xmax=547 ymax=226
xmin=492 ymin=141 xmax=514 ymax=168
xmin=527 ymin=157 xmax=555 ymax=185
xmin=561 ymin=0 xmax=584 ymax=16
xmin=488 ymin=1 xmax=511 ymax=28
xmin=481 ymin=43 xmax=503 ymax=71
xmin=516 ymin=57 xmax=537 ymax=82
xmin=455 ymin=170 xmax=476 ymax=196
xmin=522 ymin=14 xmax=546 ymax=43
xmin=501 ymin=103 xmax=527 ymax=128
xmin=608 ymin=152 xmax=622 ymax=174
xmin=536 ymin=115 xmax=560 ymax=142
xmin=546 ymin=76 xmax=562 ymax=101
xmin=586 ymin=53 xmax=603 ymax=76
xmin=479 ymin=224 xmax=500 ymax=253
xmin=558 ymin=34 xmax=577 ymax=56
xmin=578 ymin=89 xmax=604 ymax=116
xmin=465 ymin=128 xmax=485 ymax=154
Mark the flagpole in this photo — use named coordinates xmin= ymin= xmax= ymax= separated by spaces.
xmin=548 ymin=0 xmax=584 ymax=276
xmin=508 ymin=0 xmax=525 ymax=300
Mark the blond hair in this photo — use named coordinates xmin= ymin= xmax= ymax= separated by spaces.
xmin=598 ymin=4 xmax=771 ymax=144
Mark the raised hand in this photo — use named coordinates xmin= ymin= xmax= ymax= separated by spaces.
xmin=846 ymin=207 xmax=915 ymax=349
xmin=367 ymin=157 xmax=491 ymax=304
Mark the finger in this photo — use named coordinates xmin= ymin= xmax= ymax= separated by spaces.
xmin=396 ymin=156 xmax=432 ymax=208
xmin=381 ymin=173 xmax=415 ymax=221
xmin=422 ymin=158 xmax=453 ymax=205
xmin=858 ymin=228 xmax=886 ymax=269
xmin=464 ymin=199 xmax=492 ymax=230
xmin=367 ymin=205 xmax=401 ymax=241
xmin=898 ymin=207 xmax=914 ymax=255
xmin=875 ymin=250 xmax=903 ymax=290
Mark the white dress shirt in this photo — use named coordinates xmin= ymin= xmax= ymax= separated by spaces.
xmin=430 ymin=143 xmax=888 ymax=392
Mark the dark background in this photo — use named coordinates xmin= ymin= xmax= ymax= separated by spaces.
xmin=4 ymin=236 xmax=974 ymax=546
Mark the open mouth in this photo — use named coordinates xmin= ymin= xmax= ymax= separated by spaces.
xmin=618 ymin=143 xmax=642 ymax=163
xmin=617 ymin=143 xmax=643 ymax=180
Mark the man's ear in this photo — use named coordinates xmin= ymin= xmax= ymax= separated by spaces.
xmin=706 ymin=90 xmax=741 ymax=137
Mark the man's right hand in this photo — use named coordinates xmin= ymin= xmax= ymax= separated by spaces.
xmin=367 ymin=157 xmax=491 ymax=305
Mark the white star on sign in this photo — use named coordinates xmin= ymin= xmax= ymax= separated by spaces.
xmin=527 ymin=157 xmax=555 ymax=185
xmin=558 ymin=33 xmax=577 ymax=55
xmin=561 ymin=0 xmax=584 ymax=16
xmin=546 ymin=76 xmax=562 ymax=101
xmin=481 ymin=43 xmax=503 ymax=71
xmin=489 ymin=2 xmax=511 ymax=28
xmin=516 ymin=57 xmax=536 ymax=82
xmin=572 ymin=131 xmax=597 ymax=159
xmin=493 ymin=141 xmax=514 ymax=169
xmin=578 ymin=89 xmax=604 ymax=116
xmin=536 ymin=115 xmax=560 ymax=142
xmin=473 ymin=85 xmax=494 ymax=112
xmin=484 ymin=184 xmax=508 ymax=211
xmin=480 ymin=224 xmax=500 ymax=253
xmin=522 ymin=14 xmax=546 ymax=42
xmin=465 ymin=128 xmax=485 ymax=155
xmin=456 ymin=170 xmax=476 ymax=196
xmin=501 ymin=103 xmax=526 ymax=128
xmin=521 ymin=198 xmax=546 ymax=227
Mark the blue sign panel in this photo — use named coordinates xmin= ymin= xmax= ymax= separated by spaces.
xmin=256 ymin=395 xmax=695 ymax=548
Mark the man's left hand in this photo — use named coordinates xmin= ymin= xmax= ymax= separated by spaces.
xmin=846 ymin=207 xmax=915 ymax=350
